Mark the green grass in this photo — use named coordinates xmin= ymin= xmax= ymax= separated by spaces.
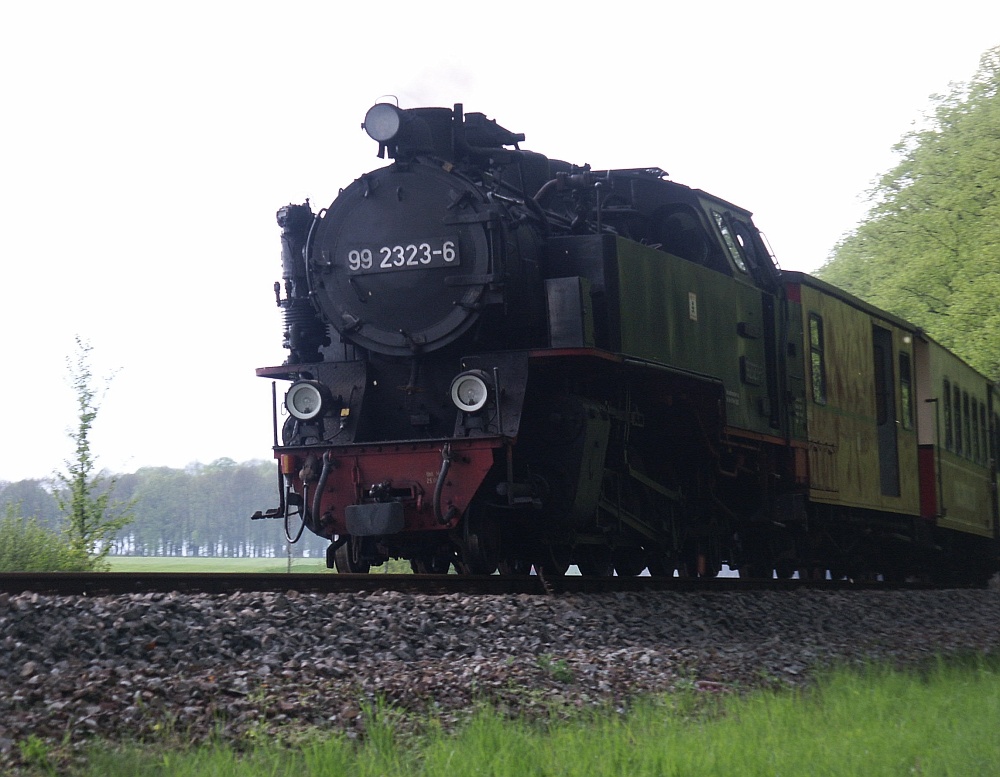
xmin=70 ymin=654 xmax=1000 ymax=777
xmin=106 ymin=555 xmax=332 ymax=573
xmin=106 ymin=556 xmax=414 ymax=573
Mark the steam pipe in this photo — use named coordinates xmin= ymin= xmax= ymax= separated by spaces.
xmin=434 ymin=443 xmax=459 ymax=525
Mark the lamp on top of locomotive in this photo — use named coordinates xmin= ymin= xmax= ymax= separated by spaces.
xmin=363 ymin=103 xmax=402 ymax=143
xmin=363 ymin=103 xmax=403 ymax=158
xmin=362 ymin=102 xmax=437 ymax=159
xmin=361 ymin=102 xmax=456 ymax=161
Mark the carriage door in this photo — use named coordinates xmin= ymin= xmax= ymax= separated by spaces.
xmin=872 ymin=325 xmax=900 ymax=496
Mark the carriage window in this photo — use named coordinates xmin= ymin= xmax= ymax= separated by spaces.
xmin=899 ymin=352 xmax=913 ymax=429
xmin=712 ymin=210 xmax=747 ymax=273
xmin=953 ymin=384 xmax=963 ymax=456
xmin=971 ymin=399 xmax=980 ymax=463
xmin=943 ymin=380 xmax=953 ymax=451
xmin=809 ymin=314 xmax=827 ymax=405
xmin=962 ymin=391 xmax=972 ymax=460
xmin=899 ymin=352 xmax=913 ymax=430
xmin=873 ymin=345 xmax=889 ymax=425
xmin=981 ymin=405 xmax=989 ymax=464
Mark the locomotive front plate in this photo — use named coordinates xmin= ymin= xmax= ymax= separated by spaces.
xmin=345 ymin=238 xmax=460 ymax=274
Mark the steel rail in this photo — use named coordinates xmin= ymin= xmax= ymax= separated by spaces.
xmin=0 ymin=572 xmax=951 ymax=598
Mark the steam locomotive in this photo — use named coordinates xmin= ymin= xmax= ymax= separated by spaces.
xmin=254 ymin=102 xmax=1000 ymax=582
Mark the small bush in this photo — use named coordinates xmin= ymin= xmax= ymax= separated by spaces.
xmin=0 ymin=504 xmax=93 ymax=572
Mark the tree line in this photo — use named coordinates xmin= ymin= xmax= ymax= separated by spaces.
xmin=0 ymin=458 xmax=329 ymax=560
xmin=818 ymin=46 xmax=1000 ymax=381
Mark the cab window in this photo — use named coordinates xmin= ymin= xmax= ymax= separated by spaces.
xmin=712 ymin=210 xmax=747 ymax=273
xmin=647 ymin=206 xmax=714 ymax=267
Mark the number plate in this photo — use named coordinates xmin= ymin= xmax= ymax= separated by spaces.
xmin=345 ymin=239 xmax=460 ymax=274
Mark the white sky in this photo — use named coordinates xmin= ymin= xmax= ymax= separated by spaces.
xmin=1 ymin=0 xmax=998 ymax=482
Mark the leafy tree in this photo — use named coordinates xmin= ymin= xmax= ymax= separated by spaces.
xmin=0 ymin=503 xmax=91 ymax=572
xmin=54 ymin=337 xmax=135 ymax=569
xmin=818 ymin=46 xmax=1000 ymax=380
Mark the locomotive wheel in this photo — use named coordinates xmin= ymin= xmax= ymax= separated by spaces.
xmin=455 ymin=504 xmax=499 ymax=575
xmin=645 ymin=559 xmax=674 ymax=577
xmin=410 ymin=555 xmax=453 ymax=574
xmin=333 ymin=539 xmax=371 ymax=574
xmin=577 ymin=561 xmax=614 ymax=576
xmin=678 ymin=543 xmax=720 ymax=578
xmin=739 ymin=552 xmax=774 ymax=579
xmin=576 ymin=547 xmax=614 ymax=577
xmin=536 ymin=545 xmax=571 ymax=577
xmin=612 ymin=548 xmax=647 ymax=577
xmin=645 ymin=547 xmax=678 ymax=577
xmin=774 ymin=559 xmax=797 ymax=579
xmin=497 ymin=557 xmax=533 ymax=576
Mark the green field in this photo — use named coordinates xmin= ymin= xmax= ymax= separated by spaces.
xmin=106 ymin=556 xmax=413 ymax=574
xmin=107 ymin=556 xmax=331 ymax=573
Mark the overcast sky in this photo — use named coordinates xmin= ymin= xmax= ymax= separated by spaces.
xmin=2 ymin=1 xmax=998 ymax=483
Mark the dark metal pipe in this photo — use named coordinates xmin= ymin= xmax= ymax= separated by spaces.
xmin=434 ymin=444 xmax=458 ymax=525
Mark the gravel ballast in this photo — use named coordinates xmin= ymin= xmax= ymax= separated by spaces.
xmin=1 ymin=585 xmax=998 ymax=769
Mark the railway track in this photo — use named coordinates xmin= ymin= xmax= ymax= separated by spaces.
xmin=0 ymin=571 xmax=949 ymax=597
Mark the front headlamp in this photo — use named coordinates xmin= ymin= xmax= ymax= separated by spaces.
xmin=450 ymin=370 xmax=491 ymax=413
xmin=285 ymin=380 xmax=330 ymax=421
